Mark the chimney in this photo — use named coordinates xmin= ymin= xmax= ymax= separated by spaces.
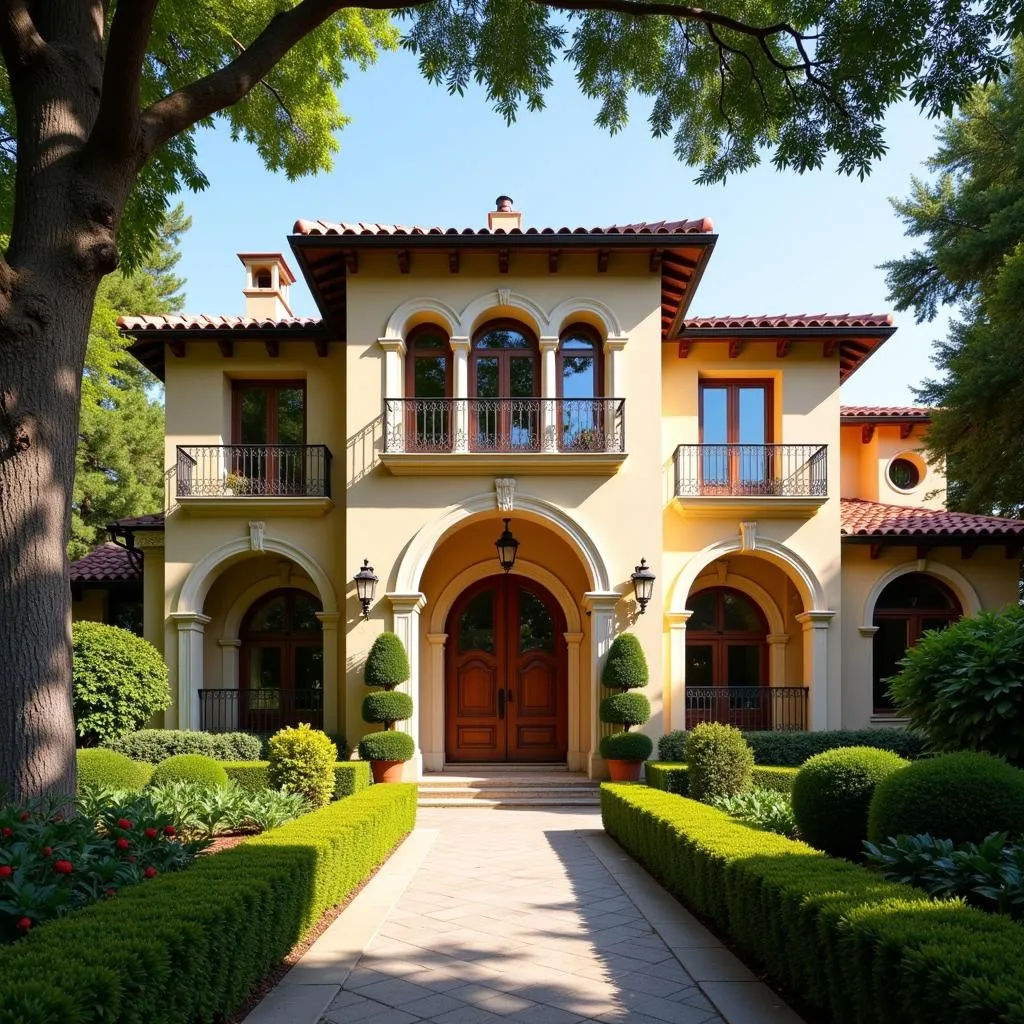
xmin=238 ymin=253 xmax=296 ymax=319
xmin=487 ymin=195 xmax=522 ymax=232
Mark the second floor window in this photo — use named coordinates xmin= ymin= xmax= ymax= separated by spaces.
xmin=559 ymin=326 xmax=604 ymax=452
xmin=699 ymin=379 xmax=773 ymax=494
xmin=231 ymin=381 xmax=306 ymax=495
xmin=471 ymin=321 xmax=539 ymax=450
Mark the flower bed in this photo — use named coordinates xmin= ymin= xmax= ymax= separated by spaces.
xmin=0 ymin=784 xmax=416 ymax=1023
xmin=601 ymin=784 xmax=1024 ymax=1024
xmin=221 ymin=760 xmax=371 ymax=799
xmin=645 ymin=762 xmax=798 ymax=795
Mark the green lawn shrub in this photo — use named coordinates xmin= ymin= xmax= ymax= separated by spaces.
xmin=359 ymin=731 xmax=416 ymax=762
xmin=601 ymin=784 xmax=1024 ymax=1024
xmin=599 ymin=692 xmax=652 ymax=728
xmin=599 ymin=634 xmax=652 ymax=765
xmin=599 ymin=732 xmax=654 ymax=762
xmin=683 ymin=723 xmax=753 ymax=802
xmin=72 ymin=622 xmax=170 ymax=746
xmin=75 ymin=749 xmax=152 ymax=793
xmin=868 ymin=751 xmax=1024 ymax=846
xmin=711 ymin=787 xmax=797 ymax=839
xmin=0 ymin=785 xmax=416 ymax=1023
xmin=267 ymin=725 xmax=337 ymax=808
xmin=791 ymin=747 xmax=908 ymax=859
xmin=362 ymin=691 xmax=414 ymax=726
xmin=646 ymin=762 xmax=798 ymax=796
xmin=221 ymin=761 xmax=372 ymax=800
xmin=106 ymin=730 xmax=262 ymax=762
xmin=149 ymin=755 xmax=229 ymax=790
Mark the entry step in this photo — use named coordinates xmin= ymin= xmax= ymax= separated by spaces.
xmin=417 ymin=770 xmax=600 ymax=808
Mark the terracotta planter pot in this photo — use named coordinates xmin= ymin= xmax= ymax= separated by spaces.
xmin=605 ymin=759 xmax=643 ymax=782
xmin=370 ymin=759 xmax=406 ymax=783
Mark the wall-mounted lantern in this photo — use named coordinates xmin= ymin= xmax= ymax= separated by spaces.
xmin=353 ymin=559 xmax=378 ymax=619
xmin=631 ymin=558 xmax=656 ymax=615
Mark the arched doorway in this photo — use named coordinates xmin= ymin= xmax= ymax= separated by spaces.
xmin=686 ymin=586 xmax=770 ymax=729
xmin=872 ymin=572 xmax=961 ymax=713
xmin=240 ymin=588 xmax=324 ymax=731
xmin=445 ymin=574 xmax=567 ymax=763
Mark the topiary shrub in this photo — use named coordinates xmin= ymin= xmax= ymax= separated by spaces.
xmin=658 ymin=730 xmax=687 ymax=762
xmin=106 ymin=729 xmax=263 ymax=762
xmin=599 ymin=634 xmax=652 ymax=770
xmin=888 ymin=607 xmax=1024 ymax=766
xmin=599 ymin=731 xmax=653 ymax=762
xmin=267 ymin=724 xmax=337 ymax=808
xmin=683 ymin=722 xmax=754 ymax=802
xmin=599 ymin=692 xmax=652 ymax=728
xmin=361 ymin=632 xmax=414 ymax=768
xmin=149 ymin=754 xmax=229 ymax=789
xmin=364 ymin=632 xmax=411 ymax=690
xmin=868 ymin=751 xmax=1024 ymax=846
xmin=76 ymin=749 xmax=153 ymax=792
xmin=362 ymin=691 xmax=414 ymax=727
xmin=72 ymin=622 xmax=171 ymax=746
xmin=791 ymin=746 xmax=908 ymax=859
xmin=601 ymin=633 xmax=649 ymax=690
xmin=359 ymin=731 xmax=416 ymax=763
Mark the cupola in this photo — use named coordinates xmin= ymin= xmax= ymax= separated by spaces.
xmin=238 ymin=252 xmax=296 ymax=319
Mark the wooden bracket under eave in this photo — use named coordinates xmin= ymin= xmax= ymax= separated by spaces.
xmin=448 ymin=251 xmax=460 ymax=274
xmin=961 ymin=544 xmax=977 ymax=560
xmin=345 ymin=252 xmax=358 ymax=274
xmin=823 ymin=338 xmax=839 ymax=358
xmin=916 ymin=544 xmax=931 ymax=559
xmin=728 ymin=338 xmax=742 ymax=359
xmin=264 ymin=338 xmax=280 ymax=358
xmin=217 ymin=338 xmax=234 ymax=358
xmin=314 ymin=338 xmax=328 ymax=358
xmin=649 ymin=250 xmax=663 ymax=272
xmin=548 ymin=250 xmax=560 ymax=273
xmin=861 ymin=424 xmax=875 ymax=444
xmin=168 ymin=338 xmax=185 ymax=358
xmin=498 ymin=250 xmax=510 ymax=274
xmin=900 ymin=422 xmax=914 ymax=439
xmin=597 ymin=249 xmax=609 ymax=273
xmin=869 ymin=543 xmax=881 ymax=560
xmin=776 ymin=338 xmax=791 ymax=358
xmin=397 ymin=249 xmax=410 ymax=274
xmin=677 ymin=338 xmax=690 ymax=358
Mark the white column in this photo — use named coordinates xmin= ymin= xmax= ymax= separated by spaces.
xmin=379 ymin=338 xmax=406 ymax=451
xmin=451 ymin=337 xmax=470 ymax=453
xmin=540 ymin=336 xmax=559 ymax=451
xmin=796 ymin=611 xmax=834 ymax=732
xmin=425 ymin=633 xmax=447 ymax=772
xmin=217 ymin=639 xmax=241 ymax=731
xmin=564 ymin=631 xmax=584 ymax=771
xmin=584 ymin=592 xmax=621 ymax=778
xmin=388 ymin=592 xmax=427 ymax=780
xmin=666 ymin=610 xmax=693 ymax=733
xmin=766 ymin=633 xmax=790 ymax=686
xmin=170 ymin=612 xmax=211 ymax=730
xmin=316 ymin=612 xmax=341 ymax=734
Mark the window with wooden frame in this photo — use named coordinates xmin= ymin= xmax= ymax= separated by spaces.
xmin=230 ymin=380 xmax=306 ymax=495
xmin=405 ymin=325 xmax=453 ymax=451
xmin=470 ymin=320 xmax=540 ymax=451
xmin=698 ymin=379 xmax=774 ymax=494
xmin=558 ymin=324 xmax=604 ymax=451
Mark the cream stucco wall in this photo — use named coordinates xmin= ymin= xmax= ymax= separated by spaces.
xmin=840 ymin=422 xmax=945 ymax=508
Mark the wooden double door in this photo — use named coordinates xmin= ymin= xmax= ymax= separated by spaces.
xmin=446 ymin=575 xmax=567 ymax=763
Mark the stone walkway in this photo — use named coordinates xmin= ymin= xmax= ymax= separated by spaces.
xmin=244 ymin=808 xmax=804 ymax=1024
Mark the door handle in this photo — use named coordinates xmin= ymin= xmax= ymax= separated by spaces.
xmin=498 ymin=688 xmax=506 ymax=720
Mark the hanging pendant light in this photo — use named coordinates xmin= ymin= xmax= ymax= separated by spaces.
xmin=495 ymin=518 xmax=520 ymax=573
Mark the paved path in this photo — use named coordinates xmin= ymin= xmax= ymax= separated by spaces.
xmin=245 ymin=808 xmax=803 ymax=1024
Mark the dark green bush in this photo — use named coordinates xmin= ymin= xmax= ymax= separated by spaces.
xmin=791 ymin=747 xmax=908 ymax=859
xmin=683 ymin=723 xmax=753 ymax=802
xmin=599 ymin=731 xmax=653 ymax=762
xmin=601 ymin=784 xmax=1024 ymax=1024
xmin=267 ymin=725 xmax=337 ymax=808
xmin=889 ymin=607 xmax=1024 ymax=765
xmin=332 ymin=762 xmax=372 ymax=799
xmin=149 ymin=754 xmax=229 ymax=789
xmin=601 ymin=634 xmax=649 ymax=690
xmin=599 ymin=692 xmax=651 ymax=729
xmin=75 ymin=749 xmax=153 ymax=792
xmin=658 ymin=731 xmax=687 ymax=762
xmin=221 ymin=761 xmax=372 ymax=800
xmin=364 ymin=632 xmax=410 ymax=690
xmin=0 ymin=785 xmax=416 ymax=1023
xmin=359 ymin=731 xmax=416 ymax=762
xmin=868 ymin=751 xmax=1024 ymax=846
xmin=106 ymin=729 xmax=263 ymax=762
xmin=72 ymin=622 xmax=171 ymax=746
xmin=362 ymin=691 xmax=414 ymax=727
xmin=646 ymin=762 xmax=798 ymax=796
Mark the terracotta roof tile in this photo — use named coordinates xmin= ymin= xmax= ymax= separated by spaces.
xmin=110 ymin=513 xmax=165 ymax=530
xmin=683 ymin=313 xmax=894 ymax=330
xmin=118 ymin=315 xmax=321 ymax=332
xmin=70 ymin=543 xmax=141 ymax=583
xmin=841 ymin=406 xmax=932 ymax=419
xmin=840 ymin=499 xmax=1024 ymax=539
xmin=292 ymin=218 xmax=715 ymax=237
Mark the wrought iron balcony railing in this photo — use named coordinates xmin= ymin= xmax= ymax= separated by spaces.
xmin=198 ymin=688 xmax=323 ymax=732
xmin=674 ymin=444 xmax=827 ymax=498
xmin=684 ymin=685 xmax=808 ymax=731
xmin=176 ymin=444 xmax=332 ymax=499
xmin=383 ymin=398 xmax=625 ymax=454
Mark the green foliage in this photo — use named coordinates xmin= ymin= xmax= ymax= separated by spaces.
xmin=791 ymin=747 xmax=909 ymax=859
xmin=359 ymin=731 xmax=416 ymax=763
xmin=888 ymin=607 xmax=1024 ymax=765
xmin=364 ymin=633 xmax=411 ymax=690
xmin=598 ymin=731 xmax=653 ymax=762
xmin=267 ymin=725 xmax=337 ymax=808
xmin=0 ymin=785 xmax=416 ymax=1021
xmin=362 ymin=691 xmax=414 ymax=727
xmin=658 ymin=731 xmax=689 ymax=762
xmin=601 ymin=784 xmax=1024 ymax=1023
xmin=711 ymin=788 xmax=797 ymax=839
xmin=105 ymin=730 xmax=263 ymax=763
xmin=75 ymin=750 xmax=153 ymax=793
xmin=599 ymin=692 xmax=651 ymax=729
xmin=868 ymin=752 xmax=1024 ymax=846
xmin=221 ymin=761 xmax=371 ymax=801
xmin=683 ymin=723 xmax=753 ymax=802
xmin=71 ymin=623 xmax=170 ymax=746
xmin=332 ymin=762 xmax=372 ymax=799
xmin=646 ymin=762 xmax=798 ymax=796
xmin=601 ymin=634 xmax=649 ymax=690
xmin=149 ymin=754 xmax=229 ymax=790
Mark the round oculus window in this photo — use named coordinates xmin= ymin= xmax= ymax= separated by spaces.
xmin=888 ymin=457 xmax=921 ymax=490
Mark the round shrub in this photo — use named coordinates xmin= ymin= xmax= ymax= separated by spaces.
xmin=267 ymin=724 xmax=337 ymax=808
xmin=364 ymin=632 xmax=411 ymax=690
xmin=791 ymin=747 xmax=908 ymax=859
xmin=359 ymin=730 xmax=416 ymax=762
xmin=76 ymin=749 xmax=153 ymax=792
xmin=599 ymin=731 xmax=654 ymax=762
xmin=868 ymin=751 xmax=1024 ymax=846
xmin=149 ymin=754 xmax=229 ymax=789
xmin=106 ymin=729 xmax=264 ymax=763
xmin=601 ymin=634 xmax=649 ymax=690
xmin=684 ymin=723 xmax=754 ymax=803
xmin=72 ymin=621 xmax=171 ymax=746
xmin=658 ymin=730 xmax=688 ymax=762
xmin=599 ymin=692 xmax=652 ymax=729
xmin=362 ymin=691 xmax=414 ymax=727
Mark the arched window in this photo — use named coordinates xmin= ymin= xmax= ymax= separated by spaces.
xmin=405 ymin=324 xmax=452 ymax=451
xmin=872 ymin=572 xmax=961 ymax=713
xmin=558 ymin=325 xmax=604 ymax=451
xmin=470 ymin=320 xmax=540 ymax=450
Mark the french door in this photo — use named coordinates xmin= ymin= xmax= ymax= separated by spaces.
xmin=699 ymin=380 xmax=772 ymax=494
xmin=470 ymin=322 xmax=540 ymax=451
xmin=231 ymin=381 xmax=306 ymax=494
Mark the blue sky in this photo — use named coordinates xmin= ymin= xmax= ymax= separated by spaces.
xmin=174 ymin=48 xmax=950 ymax=406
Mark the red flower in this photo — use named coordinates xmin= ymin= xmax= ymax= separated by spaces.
xmin=16 ymin=917 xmax=31 ymax=931
xmin=1 ymin=828 xmax=11 ymax=838
xmin=0 ymin=865 xmax=12 ymax=878
xmin=116 ymin=837 xmax=130 ymax=850
xmin=41 ymin=846 xmax=52 ymax=857
xmin=116 ymin=818 xmax=132 ymax=830
xmin=144 ymin=827 xmax=158 ymax=839
xmin=53 ymin=860 xmax=73 ymax=875
xmin=144 ymin=867 xmax=158 ymax=879
xmin=104 ymin=888 xmax=117 ymax=898
xmin=128 ymin=855 xmax=137 ymax=863
xmin=163 ymin=825 xmax=176 ymax=837
xmin=18 ymin=811 xmax=29 ymax=823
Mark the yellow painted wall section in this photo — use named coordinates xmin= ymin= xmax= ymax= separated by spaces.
xmin=840 ymin=422 xmax=944 ymax=508
xmin=71 ymin=589 xmax=107 ymax=623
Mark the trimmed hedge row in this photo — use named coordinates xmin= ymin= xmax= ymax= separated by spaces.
xmin=105 ymin=729 xmax=264 ymax=763
xmin=0 ymin=784 xmax=416 ymax=1023
xmin=221 ymin=760 xmax=372 ymax=800
xmin=601 ymin=784 xmax=1024 ymax=1024
xmin=646 ymin=762 xmax=798 ymax=796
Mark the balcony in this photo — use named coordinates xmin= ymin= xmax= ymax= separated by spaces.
xmin=684 ymin=685 xmax=808 ymax=731
xmin=198 ymin=688 xmax=323 ymax=732
xmin=380 ymin=397 xmax=627 ymax=475
xmin=672 ymin=443 xmax=828 ymax=517
xmin=176 ymin=444 xmax=333 ymax=515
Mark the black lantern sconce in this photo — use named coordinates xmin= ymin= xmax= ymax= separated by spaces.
xmin=495 ymin=518 xmax=520 ymax=573
xmin=353 ymin=559 xmax=378 ymax=619
xmin=631 ymin=558 xmax=656 ymax=615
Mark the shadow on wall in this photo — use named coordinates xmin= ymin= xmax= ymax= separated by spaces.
xmin=347 ymin=416 xmax=383 ymax=487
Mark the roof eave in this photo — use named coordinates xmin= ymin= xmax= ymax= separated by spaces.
xmin=678 ymin=325 xmax=897 ymax=339
xmin=842 ymin=534 xmax=1021 ymax=545
xmin=289 ymin=231 xmax=718 ymax=251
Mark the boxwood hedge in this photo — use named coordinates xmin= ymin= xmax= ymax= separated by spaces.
xmin=221 ymin=760 xmax=371 ymax=800
xmin=601 ymin=784 xmax=1024 ymax=1024
xmin=645 ymin=762 xmax=798 ymax=796
xmin=0 ymin=784 xmax=416 ymax=1023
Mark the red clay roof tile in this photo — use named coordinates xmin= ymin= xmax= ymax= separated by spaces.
xmin=683 ymin=313 xmax=893 ymax=330
xmin=292 ymin=218 xmax=716 ymax=237
xmin=118 ymin=314 xmax=320 ymax=332
xmin=841 ymin=406 xmax=932 ymax=419
xmin=70 ymin=543 xmax=141 ymax=583
xmin=110 ymin=513 xmax=165 ymax=530
xmin=840 ymin=499 xmax=1024 ymax=539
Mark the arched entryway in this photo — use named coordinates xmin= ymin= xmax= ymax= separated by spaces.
xmin=445 ymin=574 xmax=568 ymax=763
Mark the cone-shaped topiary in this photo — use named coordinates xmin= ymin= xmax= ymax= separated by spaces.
xmin=362 ymin=691 xmax=414 ymax=728
xmin=600 ymin=633 xmax=651 ymax=765
xmin=599 ymin=692 xmax=651 ymax=729
xmin=364 ymin=632 xmax=411 ymax=691
xmin=361 ymin=632 xmax=414 ymax=767
xmin=601 ymin=634 xmax=649 ymax=690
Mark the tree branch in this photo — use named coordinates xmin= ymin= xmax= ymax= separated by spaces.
xmin=0 ymin=0 xmax=44 ymax=79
